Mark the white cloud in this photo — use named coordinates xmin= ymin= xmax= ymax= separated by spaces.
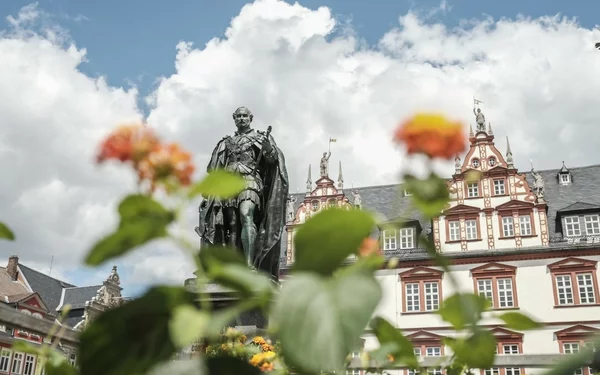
xmin=2 ymin=0 xmax=600 ymax=293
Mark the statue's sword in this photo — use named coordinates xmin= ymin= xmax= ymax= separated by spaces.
xmin=251 ymin=125 xmax=273 ymax=175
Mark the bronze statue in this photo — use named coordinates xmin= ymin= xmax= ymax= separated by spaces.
xmin=199 ymin=106 xmax=289 ymax=282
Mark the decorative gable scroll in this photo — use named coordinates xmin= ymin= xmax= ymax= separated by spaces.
xmin=399 ymin=266 xmax=443 ymax=282
xmin=547 ymin=257 xmax=597 ymax=272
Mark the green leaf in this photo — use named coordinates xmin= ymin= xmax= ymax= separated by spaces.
xmin=85 ymin=194 xmax=174 ymax=265
xmin=148 ymin=360 xmax=204 ymax=375
xmin=169 ymin=305 xmax=210 ymax=348
xmin=370 ymin=317 xmax=419 ymax=368
xmin=292 ymin=208 xmax=376 ymax=276
xmin=445 ymin=330 xmax=497 ymax=368
xmin=404 ymin=174 xmax=449 ymax=218
xmin=541 ymin=345 xmax=596 ymax=375
xmin=78 ymin=286 xmax=196 ymax=375
xmin=272 ymin=270 xmax=381 ymax=374
xmin=206 ymin=356 xmax=261 ymax=375
xmin=199 ymin=246 xmax=246 ymax=270
xmin=498 ymin=312 xmax=541 ymax=330
xmin=0 ymin=222 xmax=15 ymax=241
xmin=189 ymin=169 xmax=246 ymax=199
xmin=437 ymin=293 xmax=490 ymax=330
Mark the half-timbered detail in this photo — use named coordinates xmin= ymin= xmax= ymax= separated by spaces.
xmin=399 ymin=267 xmax=443 ymax=313
xmin=548 ymin=258 xmax=600 ymax=307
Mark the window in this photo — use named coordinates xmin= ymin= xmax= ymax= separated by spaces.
xmin=32 ymin=312 xmax=43 ymax=319
xmin=489 ymin=157 xmax=496 ymax=167
xmin=400 ymin=228 xmax=415 ymax=249
xmin=557 ymin=325 xmax=600 ymax=375
xmin=501 ymin=216 xmax=514 ymax=237
xmin=549 ymin=258 xmax=600 ymax=307
xmin=311 ymin=200 xmax=319 ymax=211
xmin=465 ymin=219 xmax=478 ymax=240
xmin=12 ymin=352 xmax=24 ymax=375
xmin=565 ymin=216 xmax=581 ymax=237
xmin=21 ymin=309 xmax=31 ymax=315
xmin=346 ymin=370 xmax=360 ymax=375
xmin=519 ymin=215 xmax=532 ymax=236
xmin=560 ymin=173 xmax=571 ymax=184
xmin=472 ymin=159 xmax=480 ymax=168
xmin=23 ymin=355 xmax=36 ymax=375
xmin=493 ymin=179 xmax=505 ymax=195
xmin=467 ymin=182 xmax=479 ymax=197
xmin=471 ymin=263 xmax=518 ymax=309
xmin=482 ymin=330 xmax=524 ymax=375
xmin=448 ymin=221 xmax=460 ymax=241
xmin=382 ymin=230 xmax=397 ymax=250
xmin=404 ymin=189 xmax=413 ymax=197
xmin=400 ymin=267 xmax=443 ymax=313
xmin=405 ymin=334 xmax=445 ymax=375
xmin=584 ymin=215 xmax=600 ymax=235
xmin=0 ymin=349 xmax=11 ymax=372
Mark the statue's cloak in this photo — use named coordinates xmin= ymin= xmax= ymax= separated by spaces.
xmin=200 ymin=129 xmax=289 ymax=281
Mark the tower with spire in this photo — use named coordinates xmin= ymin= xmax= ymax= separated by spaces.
xmin=283 ymin=151 xmax=351 ymax=265
xmin=432 ymin=100 xmax=549 ymax=252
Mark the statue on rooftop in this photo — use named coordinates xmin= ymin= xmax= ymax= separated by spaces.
xmin=530 ymin=160 xmax=545 ymax=200
xmin=286 ymin=195 xmax=297 ymax=223
xmin=473 ymin=98 xmax=486 ymax=132
xmin=351 ymin=189 xmax=362 ymax=210
xmin=199 ymin=106 xmax=289 ymax=282
xmin=320 ymin=151 xmax=331 ymax=177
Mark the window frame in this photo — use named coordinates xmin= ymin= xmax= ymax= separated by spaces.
xmin=11 ymin=351 xmax=24 ymax=375
xmin=23 ymin=354 xmax=36 ymax=375
xmin=399 ymin=228 xmax=415 ymax=249
xmin=466 ymin=181 xmax=479 ymax=198
xmin=584 ymin=214 xmax=600 ymax=236
xmin=471 ymin=262 xmax=519 ymax=309
xmin=382 ymin=229 xmax=397 ymax=251
xmin=448 ymin=221 xmax=460 ymax=242
xmin=493 ymin=179 xmax=506 ymax=196
xmin=564 ymin=216 xmax=582 ymax=237
xmin=399 ymin=267 xmax=444 ymax=314
xmin=465 ymin=219 xmax=479 ymax=241
xmin=0 ymin=348 xmax=12 ymax=373
xmin=405 ymin=331 xmax=446 ymax=375
xmin=481 ymin=328 xmax=524 ymax=375
xmin=548 ymin=258 xmax=600 ymax=307
xmin=556 ymin=325 xmax=600 ymax=375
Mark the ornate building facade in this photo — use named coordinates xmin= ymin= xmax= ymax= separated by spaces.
xmin=0 ymin=256 xmax=127 ymax=375
xmin=280 ymin=107 xmax=600 ymax=375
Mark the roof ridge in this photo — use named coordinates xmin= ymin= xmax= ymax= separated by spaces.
xmin=19 ymin=264 xmax=78 ymax=288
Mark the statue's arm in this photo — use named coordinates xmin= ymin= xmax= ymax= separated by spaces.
xmin=207 ymin=139 xmax=227 ymax=172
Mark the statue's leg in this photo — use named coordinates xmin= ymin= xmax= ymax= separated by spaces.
xmin=225 ymin=207 xmax=238 ymax=249
xmin=238 ymin=200 xmax=257 ymax=267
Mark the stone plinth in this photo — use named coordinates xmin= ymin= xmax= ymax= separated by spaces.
xmin=184 ymin=278 xmax=269 ymax=329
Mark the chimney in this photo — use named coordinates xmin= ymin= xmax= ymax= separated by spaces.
xmin=7 ymin=256 xmax=19 ymax=281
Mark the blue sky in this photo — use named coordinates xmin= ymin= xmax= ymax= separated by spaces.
xmin=1 ymin=0 xmax=597 ymax=114
xmin=1 ymin=0 xmax=599 ymax=298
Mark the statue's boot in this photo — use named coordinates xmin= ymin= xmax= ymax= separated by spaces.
xmin=241 ymin=220 xmax=257 ymax=267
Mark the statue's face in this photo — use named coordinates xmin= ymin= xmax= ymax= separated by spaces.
xmin=323 ymin=152 xmax=327 ymax=156
xmin=233 ymin=107 xmax=252 ymax=129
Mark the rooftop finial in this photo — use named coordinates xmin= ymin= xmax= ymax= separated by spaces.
xmin=306 ymin=164 xmax=312 ymax=193
xmin=337 ymin=160 xmax=344 ymax=189
xmin=506 ymin=136 xmax=514 ymax=168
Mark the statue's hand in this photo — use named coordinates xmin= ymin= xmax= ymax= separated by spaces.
xmin=261 ymin=136 xmax=273 ymax=153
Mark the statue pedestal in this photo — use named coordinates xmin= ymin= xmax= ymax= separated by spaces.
xmin=184 ymin=278 xmax=269 ymax=329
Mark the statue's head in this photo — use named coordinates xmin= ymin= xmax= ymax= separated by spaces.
xmin=323 ymin=152 xmax=327 ymax=157
xmin=477 ymin=108 xmax=481 ymax=113
xmin=233 ymin=106 xmax=253 ymax=129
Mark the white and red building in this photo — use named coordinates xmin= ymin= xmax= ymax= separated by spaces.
xmin=281 ymin=110 xmax=600 ymax=375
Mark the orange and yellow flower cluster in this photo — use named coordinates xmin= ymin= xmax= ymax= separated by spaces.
xmin=394 ymin=113 xmax=466 ymax=160
xmin=249 ymin=336 xmax=277 ymax=372
xmin=96 ymin=123 xmax=194 ymax=193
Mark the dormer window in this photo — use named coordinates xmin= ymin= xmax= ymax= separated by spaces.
xmin=558 ymin=161 xmax=572 ymax=185
xmin=400 ymin=228 xmax=415 ymax=248
xmin=584 ymin=215 xmax=600 ymax=236
xmin=404 ymin=190 xmax=412 ymax=197
xmin=564 ymin=216 xmax=581 ymax=237
xmin=382 ymin=230 xmax=397 ymax=250
xmin=560 ymin=173 xmax=571 ymax=184
xmin=472 ymin=159 xmax=480 ymax=168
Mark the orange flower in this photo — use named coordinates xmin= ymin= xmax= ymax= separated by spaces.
xmin=137 ymin=143 xmax=195 ymax=189
xmin=358 ymin=237 xmax=382 ymax=257
xmin=259 ymin=362 xmax=274 ymax=372
xmin=387 ymin=354 xmax=395 ymax=362
xmin=261 ymin=343 xmax=274 ymax=352
xmin=394 ymin=113 xmax=466 ymax=160
xmin=96 ymin=124 xmax=159 ymax=164
xmin=252 ymin=336 xmax=267 ymax=345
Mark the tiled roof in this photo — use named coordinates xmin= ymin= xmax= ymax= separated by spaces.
xmin=60 ymin=285 xmax=102 ymax=310
xmin=18 ymin=264 xmax=76 ymax=311
xmin=280 ymin=164 xmax=600 ymax=262
xmin=0 ymin=267 xmax=29 ymax=299
xmin=4 ymin=292 xmax=35 ymax=304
